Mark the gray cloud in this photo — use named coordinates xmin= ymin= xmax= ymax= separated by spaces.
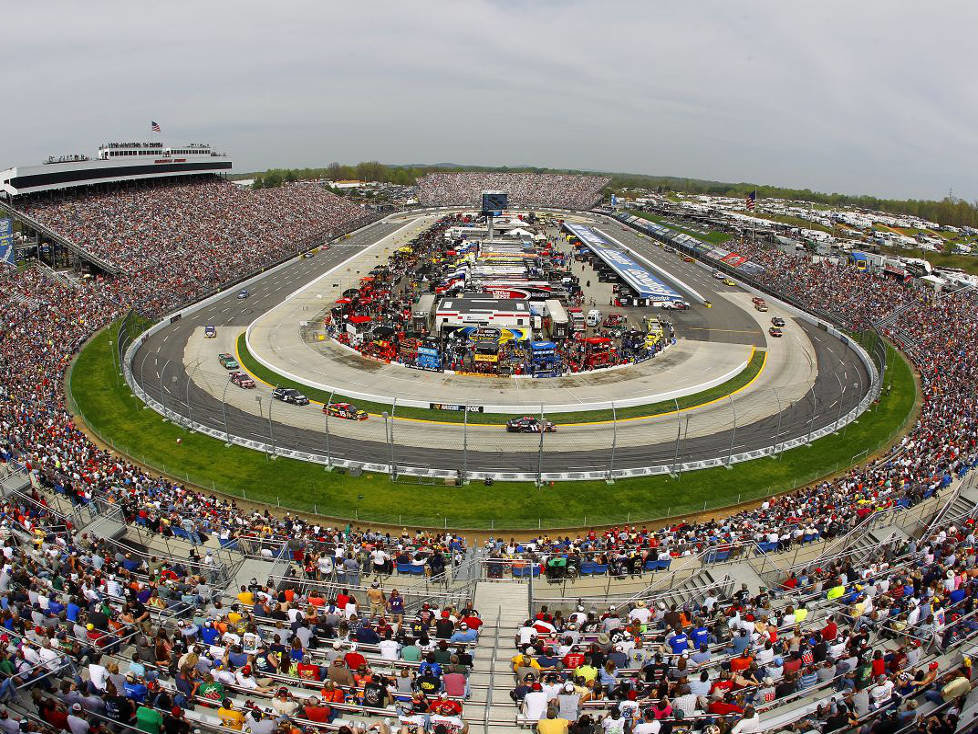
xmin=4 ymin=0 xmax=977 ymax=200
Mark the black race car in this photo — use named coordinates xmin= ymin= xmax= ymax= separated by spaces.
xmin=771 ymin=316 xmax=786 ymax=327
xmin=506 ymin=416 xmax=557 ymax=433
xmin=271 ymin=387 xmax=309 ymax=405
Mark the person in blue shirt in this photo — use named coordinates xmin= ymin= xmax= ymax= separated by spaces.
xmin=66 ymin=600 xmax=81 ymax=623
xmin=449 ymin=623 xmax=478 ymax=644
xmin=729 ymin=630 xmax=750 ymax=655
xmin=123 ymin=673 xmax=148 ymax=703
xmin=691 ymin=624 xmax=710 ymax=648
xmin=200 ymin=622 xmax=220 ymax=647
xmin=667 ymin=629 xmax=689 ymax=655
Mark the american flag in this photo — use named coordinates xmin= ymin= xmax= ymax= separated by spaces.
xmin=151 ymin=121 xmax=161 ymax=133
xmin=746 ymin=190 xmax=756 ymax=211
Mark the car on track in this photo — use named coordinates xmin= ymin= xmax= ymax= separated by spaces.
xmin=236 ymin=289 xmax=249 ymax=299
xmin=661 ymin=300 xmax=690 ymax=311
xmin=752 ymin=296 xmax=765 ymax=306
xmin=683 ymin=255 xmax=695 ymax=262
xmin=771 ymin=316 xmax=786 ymax=327
xmin=218 ymin=353 xmax=239 ymax=370
xmin=769 ymin=326 xmax=783 ymax=337
xmin=204 ymin=325 xmax=217 ymax=338
xmin=272 ymin=387 xmax=309 ymax=405
xmin=506 ymin=416 xmax=557 ymax=433
xmin=302 ymin=250 xmax=316 ymax=258
xmin=755 ymin=302 xmax=769 ymax=312
xmin=712 ymin=271 xmax=725 ymax=280
xmin=723 ymin=278 xmax=736 ymax=286
xmin=230 ymin=371 xmax=255 ymax=389
xmin=324 ymin=402 xmax=368 ymax=420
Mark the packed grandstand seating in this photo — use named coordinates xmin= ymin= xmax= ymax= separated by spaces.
xmin=1 ymin=191 xmax=977 ymax=733
xmin=19 ymin=180 xmax=370 ymax=316
xmin=417 ymin=174 xmax=610 ymax=211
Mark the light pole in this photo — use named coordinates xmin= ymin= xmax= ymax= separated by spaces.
xmin=222 ymin=375 xmax=233 ymax=446
xmin=462 ymin=404 xmax=469 ymax=483
xmin=324 ymin=389 xmax=335 ymax=470
xmin=727 ymin=394 xmax=737 ymax=467
xmin=536 ymin=403 xmax=545 ymax=487
xmin=382 ymin=411 xmax=391 ymax=480
xmin=833 ymin=368 xmax=846 ymax=431
xmin=267 ymin=394 xmax=275 ymax=459
xmin=390 ymin=398 xmax=397 ymax=481
xmin=671 ymin=398 xmax=681 ymax=475
xmin=806 ymin=384 xmax=817 ymax=444
xmin=771 ymin=387 xmax=784 ymax=458
xmin=608 ymin=402 xmax=617 ymax=483
xmin=186 ymin=361 xmax=200 ymax=431
xmin=158 ymin=359 xmax=172 ymax=420
xmin=137 ymin=347 xmax=153 ymax=402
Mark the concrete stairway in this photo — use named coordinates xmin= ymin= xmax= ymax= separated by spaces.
xmin=468 ymin=582 xmax=529 ymax=733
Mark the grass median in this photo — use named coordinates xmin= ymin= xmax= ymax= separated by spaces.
xmin=235 ymin=333 xmax=766 ymax=425
xmin=67 ymin=322 xmax=916 ymax=529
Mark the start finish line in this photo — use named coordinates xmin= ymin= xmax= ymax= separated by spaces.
xmin=564 ymin=223 xmax=682 ymax=301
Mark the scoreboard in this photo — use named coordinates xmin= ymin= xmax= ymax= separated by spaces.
xmin=481 ymin=191 xmax=508 ymax=215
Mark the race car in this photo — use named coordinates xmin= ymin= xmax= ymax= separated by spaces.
xmin=236 ymin=289 xmax=249 ymax=299
xmin=755 ymin=303 xmax=769 ymax=312
xmin=712 ymin=271 xmax=725 ymax=280
xmin=271 ymin=387 xmax=309 ymax=405
xmin=723 ymin=278 xmax=736 ymax=287
xmin=506 ymin=416 xmax=557 ymax=433
xmin=218 ymin=353 xmax=239 ymax=370
xmin=769 ymin=327 xmax=783 ymax=337
xmin=752 ymin=296 xmax=766 ymax=306
xmin=771 ymin=316 xmax=786 ymax=327
xmin=230 ymin=371 xmax=255 ymax=389
xmin=324 ymin=402 xmax=367 ymax=420
xmin=204 ymin=325 xmax=217 ymax=338
xmin=661 ymin=300 xmax=690 ymax=311
xmin=682 ymin=255 xmax=695 ymax=262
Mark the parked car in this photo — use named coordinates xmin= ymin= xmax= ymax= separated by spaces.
xmin=506 ymin=416 xmax=557 ymax=433
xmin=230 ymin=371 xmax=255 ymax=389
xmin=272 ymin=387 xmax=309 ymax=405
xmin=218 ymin=353 xmax=239 ymax=370
xmin=204 ymin=325 xmax=217 ymax=338
xmin=324 ymin=402 xmax=368 ymax=420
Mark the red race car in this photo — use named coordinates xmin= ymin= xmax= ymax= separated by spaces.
xmin=230 ymin=372 xmax=255 ymax=388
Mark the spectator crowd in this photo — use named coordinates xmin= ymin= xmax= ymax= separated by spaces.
xmin=417 ymin=174 xmax=610 ymax=211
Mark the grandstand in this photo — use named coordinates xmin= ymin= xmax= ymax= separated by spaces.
xmin=417 ymin=173 xmax=611 ymax=210
xmin=1 ymin=167 xmax=978 ymax=733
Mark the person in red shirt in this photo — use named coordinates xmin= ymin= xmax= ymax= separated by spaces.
xmin=821 ymin=619 xmax=838 ymax=642
xmin=430 ymin=692 xmax=462 ymax=717
xmin=729 ymin=654 xmax=753 ymax=673
xmin=461 ymin=614 xmax=483 ymax=632
xmin=344 ymin=645 xmax=366 ymax=671
xmin=336 ymin=590 xmax=350 ymax=609
xmin=707 ymin=694 xmax=744 ymax=716
xmin=562 ymin=648 xmax=585 ymax=670
xmin=303 ymin=696 xmax=331 ymax=723
xmin=297 ymin=661 xmax=321 ymax=681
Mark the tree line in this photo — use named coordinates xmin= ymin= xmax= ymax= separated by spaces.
xmin=249 ymin=162 xmax=978 ymax=228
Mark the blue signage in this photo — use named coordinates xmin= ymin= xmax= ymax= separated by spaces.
xmin=565 ymin=224 xmax=682 ymax=301
xmin=0 ymin=219 xmax=14 ymax=266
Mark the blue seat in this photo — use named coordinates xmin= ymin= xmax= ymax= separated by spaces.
xmin=396 ymin=562 xmax=423 ymax=576
xmin=950 ymin=589 xmax=967 ymax=604
xmin=755 ymin=541 xmax=778 ymax=554
xmin=512 ymin=565 xmax=540 ymax=578
xmin=705 ymin=550 xmax=730 ymax=564
xmin=657 ymin=558 xmax=672 ymax=570
xmin=580 ymin=562 xmax=608 ymax=576
xmin=644 ymin=560 xmax=658 ymax=571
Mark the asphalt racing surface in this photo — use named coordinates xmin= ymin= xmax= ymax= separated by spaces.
xmin=133 ymin=213 xmax=871 ymax=477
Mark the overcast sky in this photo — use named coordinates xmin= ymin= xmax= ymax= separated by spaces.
xmin=5 ymin=1 xmax=976 ymax=200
